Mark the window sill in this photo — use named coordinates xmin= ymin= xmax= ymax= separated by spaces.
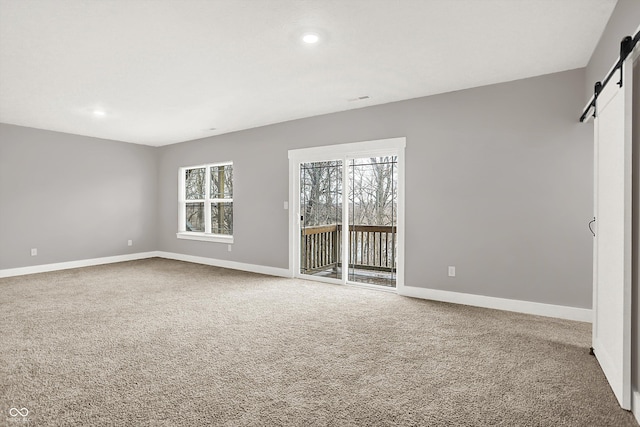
xmin=176 ymin=232 xmax=234 ymax=244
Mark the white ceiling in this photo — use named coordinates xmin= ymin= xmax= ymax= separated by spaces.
xmin=0 ymin=0 xmax=617 ymax=146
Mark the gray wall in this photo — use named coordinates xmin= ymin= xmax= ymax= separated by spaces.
xmin=0 ymin=124 xmax=158 ymax=269
xmin=158 ymin=68 xmax=593 ymax=308
xmin=585 ymin=0 xmax=640 ymax=103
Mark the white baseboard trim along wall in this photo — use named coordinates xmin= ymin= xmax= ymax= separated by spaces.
xmin=0 ymin=251 xmax=291 ymax=279
xmin=1 ymin=252 xmax=591 ymax=323
xmin=0 ymin=252 xmax=158 ymax=279
xmin=633 ymin=390 xmax=640 ymax=425
xmin=154 ymin=251 xmax=291 ymax=278
xmin=398 ymin=285 xmax=592 ymax=323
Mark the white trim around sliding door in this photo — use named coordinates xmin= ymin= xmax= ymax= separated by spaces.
xmin=288 ymin=137 xmax=406 ymax=291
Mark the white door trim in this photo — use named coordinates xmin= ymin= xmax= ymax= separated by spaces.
xmin=288 ymin=137 xmax=406 ymax=290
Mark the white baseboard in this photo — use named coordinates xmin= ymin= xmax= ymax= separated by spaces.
xmin=398 ymin=285 xmax=592 ymax=323
xmin=0 ymin=252 xmax=160 ymax=278
xmin=633 ymin=389 xmax=640 ymax=425
xmin=155 ymin=251 xmax=292 ymax=278
xmin=1 ymin=253 xmax=590 ymax=324
xmin=0 ymin=251 xmax=292 ymax=279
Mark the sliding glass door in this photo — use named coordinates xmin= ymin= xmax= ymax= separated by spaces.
xmin=294 ymin=143 xmax=402 ymax=289
xmin=347 ymin=157 xmax=397 ymax=287
xmin=300 ymin=160 xmax=343 ymax=279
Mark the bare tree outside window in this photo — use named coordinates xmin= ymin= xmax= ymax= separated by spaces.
xmin=185 ymin=168 xmax=205 ymax=231
xmin=300 ymin=161 xmax=342 ymax=227
xmin=181 ymin=163 xmax=233 ymax=236
xmin=349 ymin=157 xmax=397 ymax=227
xmin=211 ymin=165 xmax=233 ymax=235
xmin=300 ymin=157 xmax=397 ymax=228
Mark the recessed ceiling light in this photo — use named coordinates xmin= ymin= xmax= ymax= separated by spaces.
xmin=92 ymin=109 xmax=106 ymax=117
xmin=302 ymin=33 xmax=320 ymax=44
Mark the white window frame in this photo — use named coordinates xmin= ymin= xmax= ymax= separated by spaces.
xmin=177 ymin=161 xmax=234 ymax=244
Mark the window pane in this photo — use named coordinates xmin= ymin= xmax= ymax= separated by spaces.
xmin=186 ymin=202 xmax=205 ymax=232
xmin=185 ymin=168 xmax=205 ymax=199
xmin=300 ymin=160 xmax=342 ymax=227
xmin=211 ymin=202 xmax=233 ymax=235
xmin=211 ymin=165 xmax=233 ymax=199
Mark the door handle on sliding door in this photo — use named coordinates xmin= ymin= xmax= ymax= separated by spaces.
xmin=589 ymin=217 xmax=596 ymax=237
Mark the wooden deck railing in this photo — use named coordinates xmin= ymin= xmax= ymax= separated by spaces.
xmin=301 ymin=224 xmax=396 ymax=274
xmin=301 ymin=224 xmax=340 ymax=273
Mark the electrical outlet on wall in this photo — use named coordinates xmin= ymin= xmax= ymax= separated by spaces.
xmin=31 ymin=248 xmax=37 ymax=256
xmin=228 ymin=244 xmax=232 ymax=252
xmin=448 ymin=266 xmax=456 ymax=277
xmin=128 ymin=240 xmax=133 ymax=246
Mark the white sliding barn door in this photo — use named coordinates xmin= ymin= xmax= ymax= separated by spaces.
xmin=592 ymin=56 xmax=634 ymax=410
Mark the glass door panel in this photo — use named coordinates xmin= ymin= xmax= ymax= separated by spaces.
xmin=348 ymin=156 xmax=397 ymax=287
xmin=300 ymin=160 xmax=343 ymax=279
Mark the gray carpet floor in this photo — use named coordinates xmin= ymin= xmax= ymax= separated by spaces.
xmin=0 ymin=258 xmax=637 ymax=426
